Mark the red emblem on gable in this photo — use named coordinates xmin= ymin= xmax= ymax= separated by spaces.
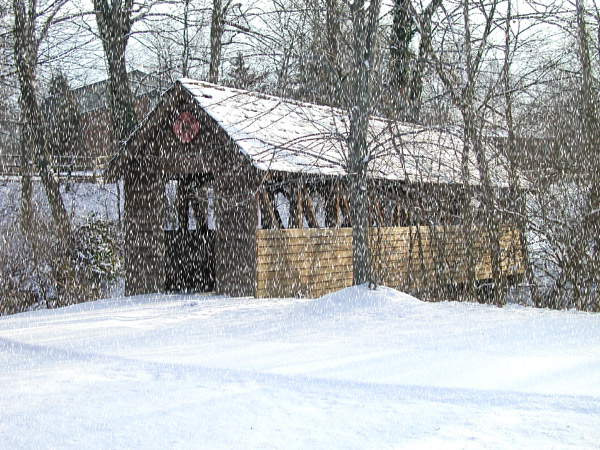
xmin=173 ymin=111 xmax=199 ymax=143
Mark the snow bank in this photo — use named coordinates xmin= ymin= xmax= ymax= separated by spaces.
xmin=299 ymin=283 xmax=421 ymax=317
xmin=1 ymin=287 xmax=599 ymax=449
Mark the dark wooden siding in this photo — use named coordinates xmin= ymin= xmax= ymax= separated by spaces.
xmin=214 ymin=161 xmax=259 ymax=297
xmin=120 ymin=87 xmax=261 ymax=297
xmin=124 ymin=170 xmax=165 ymax=296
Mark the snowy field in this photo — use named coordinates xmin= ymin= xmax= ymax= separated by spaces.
xmin=1 ymin=286 xmax=599 ymax=449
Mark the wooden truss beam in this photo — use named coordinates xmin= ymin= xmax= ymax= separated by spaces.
xmin=287 ymin=183 xmax=303 ymax=229
xmin=371 ymin=196 xmax=385 ymax=227
xmin=325 ymin=182 xmax=341 ymax=228
xmin=340 ymin=194 xmax=351 ymax=227
xmin=259 ymin=189 xmax=281 ymax=229
xmin=302 ymin=185 xmax=320 ymax=228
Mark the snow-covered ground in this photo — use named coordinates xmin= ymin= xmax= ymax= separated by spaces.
xmin=1 ymin=286 xmax=599 ymax=449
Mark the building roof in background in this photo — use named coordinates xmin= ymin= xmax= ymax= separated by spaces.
xmin=178 ymin=79 xmax=508 ymax=186
xmin=69 ymin=70 xmax=169 ymax=114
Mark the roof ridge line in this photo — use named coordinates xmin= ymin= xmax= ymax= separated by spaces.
xmin=177 ymin=78 xmax=353 ymax=118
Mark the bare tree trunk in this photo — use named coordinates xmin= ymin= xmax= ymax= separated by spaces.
xmin=475 ymin=128 xmax=504 ymax=304
xmin=460 ymin=112 xmax=477 ymax=300
xmin=407 ymin=0 xmax=442 ymax=121
xmin=390 ymin=0 xmax=415 ymax=92
xmin=94 ymin=0 xmax=137 ymax=146
xmin=575 ymin=0 xmax=600 ymax=309
xmin=578 ymin=0 xmax=594 ymax=111
xmin=209 ymin=0 xmax=224 ymax=83
xmin=19 ymin=120 xmax=33 ymax=228
xmin=12 ymin=0 xmax=72 ymax=244
xmin=324 ymin=0 xmax=342 ymax=102
xmin=432 ymin=0 xmax=500 ymax=302
xmin=325 ymin=0 xmax=340 ymax=68
xmin=348 ymin=0 xmax=381 ymax=285
xmin=181 ymin=0 xmax=191 ymax=77
xmin=464 ymin=0 xmax=502 ymax=304
xmin=502 ymin=0 xmax=539 ymax=306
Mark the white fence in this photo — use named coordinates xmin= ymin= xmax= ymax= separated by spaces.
xmin=0 ymin=154 xmax=111 ymax=179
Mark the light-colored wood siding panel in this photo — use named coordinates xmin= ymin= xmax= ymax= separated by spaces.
xmin=255 ymin=228 xmax=353 ymax=298
xmin=256 ymin=225 xmax=524 ymax=298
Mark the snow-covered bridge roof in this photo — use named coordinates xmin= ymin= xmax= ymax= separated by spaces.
xmin=109 ymin=79 xmax=508 ymax=186
xmin=178 ymin=79 xmax=507 ymax=186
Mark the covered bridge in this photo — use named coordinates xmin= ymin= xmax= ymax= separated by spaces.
xmin=106 ymin=79 xmax=522 ymax=297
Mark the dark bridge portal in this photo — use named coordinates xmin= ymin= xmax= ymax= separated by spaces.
xmin=165 ymin=229 xmax=214 ymax=292
xmin=165 ymin=173 xmax=215 ymax=293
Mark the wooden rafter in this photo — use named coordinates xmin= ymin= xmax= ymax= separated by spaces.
xmin=372 ymin=198 xmax=385 ymax=227
xmin=259 ymin=189 xmax=280 ymax=229
xmin=268 ymin=190 xmax=285 ymax=229
xmin=392 ymin=204 xmax=407 ymax=227
xmin=340 ymin=194 xmax=351 ymax=227
xmin=302 ymin=185 xmax=320 ymax=228
xmin=287 ymin=182 xmax=303 ymax=229
xmin=389 ymin=184 xmax=410 ymax=227
xmin=325 ymin=181 xmax=341 ymax=228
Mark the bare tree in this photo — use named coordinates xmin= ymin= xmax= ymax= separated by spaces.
xmin=388 ymin=0 xmax=443 ymax=122
xmin=248 ymin=0 xmax=350 ymax=102
xmin=427 ymin=0 xmax=508 ymax=302
xmin=93 ymin=0 xmax=138 ymax=146
xmin=136 ymin=0 xmax=210 ymax=81
xmin=576 ymin=0 xmax=600 ymax=240
xmin=499 ymin=0 xmax=542 ymax=306
xmin=12 ymin=0 xmax=72 ymax=241
xmin=210 ymin=0 xmax=255 ymax=83
xmin=181 ymin=0 xmax=193 ymax=77
xmin=348 ymin=0 xmax=381 ymax=285
xmin=208 ymin=0 xmax=222 ymax=82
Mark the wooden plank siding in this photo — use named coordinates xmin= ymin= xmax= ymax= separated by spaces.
xmin=255 ymin=228 xmax=353 ymax=298
xmin=255 ymin=225 xmax=523 ymax=298
xmin=124 ymin=170 xmax=165 ymax=296
xmin=213 ymin=151 xmax=260 ymax=297
xmin=369 ymin=225 xmax=523 ymax=291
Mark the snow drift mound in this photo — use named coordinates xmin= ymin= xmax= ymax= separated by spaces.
xmin=302 ymin=284 xmax=422 ymax=317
